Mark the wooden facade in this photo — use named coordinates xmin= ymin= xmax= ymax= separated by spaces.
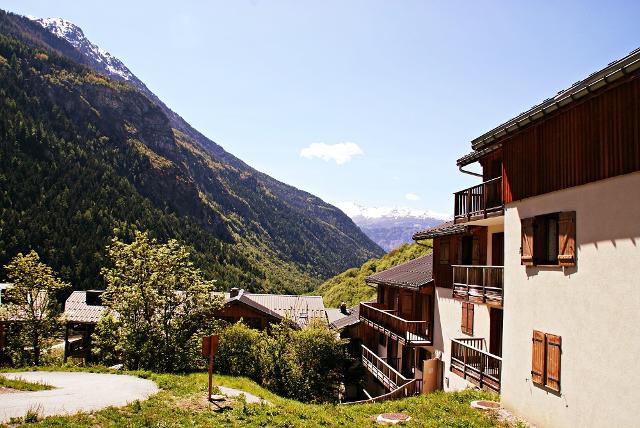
xmin=432 ymin=227 xmax=488 ymax=288
xmin=500 ymin=72 xmax=640 ymax=203
xmin=214 ymin=301 xmax=280 ymax=331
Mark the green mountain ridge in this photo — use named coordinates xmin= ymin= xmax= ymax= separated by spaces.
xmin=0 ymin=10 xmax=383 ymax=293
xmin=315 ymin=241 xmax=433 ymax=308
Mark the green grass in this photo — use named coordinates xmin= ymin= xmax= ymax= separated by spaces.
xmin=0 ymin=375 xmax=53 ymax=391
xmin=0 ymin=367 xmax=508 ymax=427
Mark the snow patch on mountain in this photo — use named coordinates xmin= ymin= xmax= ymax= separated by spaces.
xmin=334 ymin=201 xmax=451 ymax=221
xmin=28 ymin=16 xmax=134 ymax=81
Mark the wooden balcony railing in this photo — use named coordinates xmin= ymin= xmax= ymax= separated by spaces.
xmin=452 ymin=265 xmax=503 ymax=307
xmin=450 ymin=338 xmax=501 ymax=393
xmin=361 ymin=344 xmax=411 ymax=392
xmin=343 ymin=378 xmax=422 ymax=405
xmin=359 ymin=302 xmax=431 ymax=344
xmin=454 ymin=176 xmax=503 ymax=222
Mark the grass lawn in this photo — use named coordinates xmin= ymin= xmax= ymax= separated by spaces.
xmin=0 ymin=375 xmax=53 ymax=392
xmin=1 ymin=367 xmax=510 ymax=427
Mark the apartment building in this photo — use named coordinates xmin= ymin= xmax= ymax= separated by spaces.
xmin=412 ymin=48 xmax=640 ymax=427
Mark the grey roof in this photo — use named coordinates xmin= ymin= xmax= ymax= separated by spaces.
xmin=459 ymin=47 xmax=640 ymax=166
xmin=413 ymin=221 xmax=468 ymax=240
xmin=64 ymin=291 xmax=106 ymax=324
xmin=330 ymin=305 xmax=360 ymax=330
xmin=365 ymin=254 xmax=434 ymax=289
xmin=224 ymin=291 xmax=327 ymax=328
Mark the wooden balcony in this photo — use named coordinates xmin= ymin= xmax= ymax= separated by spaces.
xmin=361 ymin=344 xmax=415 ymax=392
xmin=452 ymin=265 xmax=503 ymax=307
xmin=359 ymin=302 xmax=431 ymax=345
xmin=454 ymin=176 xmax=503 ymax=223
xmin=450 ymin=338 xmax=501 ymax=393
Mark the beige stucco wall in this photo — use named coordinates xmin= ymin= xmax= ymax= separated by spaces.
xmin=431 ymin=286 xmax=493 ymax=391
xmin=501 ymin=171 xmax=640 ymax=428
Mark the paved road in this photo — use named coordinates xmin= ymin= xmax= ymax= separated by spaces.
xmin=0 ymin=371 xmax=159 ymax=423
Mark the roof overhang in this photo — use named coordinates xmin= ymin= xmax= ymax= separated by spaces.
xmin=465 ymin=48 xmax=640 ymax=155
xmin=364 ymin=278 xmax=434 ymax=290
xmin=412 ymin=223 xmax=468 ymax=240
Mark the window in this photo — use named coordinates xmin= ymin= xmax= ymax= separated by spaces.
xmin=461 ymin=302 xmax=474 ymax=335
xmin=521 ymin=211 xmax=576 ymax=267
xmin=531 ymin=330 xmax=561 ymax=392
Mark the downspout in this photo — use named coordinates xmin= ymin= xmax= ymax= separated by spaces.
xmin=458 ymin=165 xmax=483 ymax=178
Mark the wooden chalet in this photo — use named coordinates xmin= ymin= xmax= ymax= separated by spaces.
xmin=357 ymin=253 xmax=435 ymax=399
xmin=215 ymin=288 xmax=328 ymax=330
xmin=63 ymin=290 xmax=106 ymax=363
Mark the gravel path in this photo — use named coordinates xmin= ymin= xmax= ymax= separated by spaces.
xmin=0 ymin=371 xmax=159 ymax=423
xmin=217 ymin=386 xmax=271 ymax=405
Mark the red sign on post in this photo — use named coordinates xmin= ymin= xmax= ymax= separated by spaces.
xmin=202 ymin=335 xmax=219 ymax=401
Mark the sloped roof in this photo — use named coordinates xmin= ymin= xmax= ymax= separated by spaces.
xmin=244 ymin=293 xmax=326 ymax=328
xmin=64 ymin=291 xmax=106 ymax=324
xmin=412 ymin=221 xmax=468 ymax=240
xmin=365 ymin=254 xmax=434 ymax=289
xmin=223 ymin=291 xmax=327 ymax=329
xmin=329 ymin=305 xmax=360 ymax=330
xmin=459 ymin=47 xmax=640 ymax=165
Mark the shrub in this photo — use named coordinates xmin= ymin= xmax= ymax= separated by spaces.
xmin=215 ymin=322 xmax=264 ymax=379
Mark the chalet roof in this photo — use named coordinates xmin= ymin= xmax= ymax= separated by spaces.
xmin=365 ymin=254 xmax=433 ymax=289
xmin=412 ymin=221 xmax=468 ymax=240
xmin=458 ymin=47 xmax=640 ymax=166
xmin=64 ymin=291 xmax=106 ymax=324
xmin=225 ymin=290 xmax=327 ymax=329
xmin=329 ymin=305 xmax=360 ymax=330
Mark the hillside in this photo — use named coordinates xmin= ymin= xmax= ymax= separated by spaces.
xmin=0 ymin=10 xmax=383 ymax=293
xmin=315 ymin=241 xmax=432 ymax=308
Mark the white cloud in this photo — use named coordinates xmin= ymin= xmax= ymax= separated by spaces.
xmin=405 ymin=193 xmax=421 ymax=201
xmin=300 ymin=142 xmax=363 ymax=165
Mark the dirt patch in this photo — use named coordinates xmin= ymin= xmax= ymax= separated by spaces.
xmin=174 ymin=394 xmax=234 ymax=412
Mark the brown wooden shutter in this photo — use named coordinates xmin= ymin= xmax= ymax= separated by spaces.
xmin=531 ymin=330 xmax=545 ymax=385
xmin=545 ymin=334 xmax=562 ymax=392
xmin=472 ymin=236 xmax=480 ymax=265
xmin=461 ymin=303 xmax=474 ymax=335
xmin=521 ymin=218 xmax=534 ymax=266
xmin=558 ymin=211 xmax=576 ymax=266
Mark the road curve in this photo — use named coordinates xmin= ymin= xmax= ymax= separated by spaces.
xmin=0 ymin=371 xmax=159 ymax=423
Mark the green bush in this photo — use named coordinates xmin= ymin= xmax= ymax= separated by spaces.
xmin=216 ymin=320 xmax=353 ymax=403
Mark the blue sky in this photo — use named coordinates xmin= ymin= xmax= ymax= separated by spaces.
xmin=5 ymin=1 xmax=640 ymax=216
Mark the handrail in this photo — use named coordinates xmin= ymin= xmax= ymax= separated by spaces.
xmin=452 ymin=265 xmax=503 ymax=306
xmin=361 ymin=344 xmax=408 ymax=385
xmin=453 ymin=176 xmax=501 ymax=195
xmin=453 ymin=176 xmax=503 ymax=220
xmin=450 ymin=338 xmax=502 ymax=393
xmin=360 ymin=302 xmax=431 ymax=343
xmin=451 ymin=338 xmax=503 ymax=361
xmin=342 ymin=378 xmax=421 ymax=405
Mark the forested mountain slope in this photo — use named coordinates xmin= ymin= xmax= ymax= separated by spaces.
xmin=315 ymin=242 xmax=432 ymax=308
xmin=0 ymin=10 xmax=383 ymax=293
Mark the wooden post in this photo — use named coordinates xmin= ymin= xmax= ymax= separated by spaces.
xmin=201 ymin=335 xmax=219 ymax=401
xmin=63 ymin=324 xmax=69 ymax=363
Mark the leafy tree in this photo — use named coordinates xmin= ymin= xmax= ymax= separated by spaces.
xmin=1 ymin=250 xmax=68 ymax=365
xmin=94 ymin=231 xmax=221 ymax=372
xmin=215 ymin=321 xmax=264 ymax=379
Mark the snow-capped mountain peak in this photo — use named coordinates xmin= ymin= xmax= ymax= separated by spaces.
xmin=334 ymin=202 xmax=451 ymax=221
xmin=28 ymin=16 xmax=134 ymax=81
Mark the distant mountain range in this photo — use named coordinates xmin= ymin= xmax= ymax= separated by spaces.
xmin=335 ymin=203 xmax=450 ymax=251
xmin=0 ymin=10 xmax=383 ymax=293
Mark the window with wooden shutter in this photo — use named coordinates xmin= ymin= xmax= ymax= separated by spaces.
xmin=461 ymin=303 xmax=474 ymax=335
xmin=545 ymin=334 xmax=561 ymax=392
xmin=531 ymin=330 xmax=562 ymax=392
xmin=558 ymin=211 xmax=576 ymax=266
xmin=521 ymin=218 xmax=534 ymax=266
xmin=531 ymin=330 xmax=545 ymax=385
